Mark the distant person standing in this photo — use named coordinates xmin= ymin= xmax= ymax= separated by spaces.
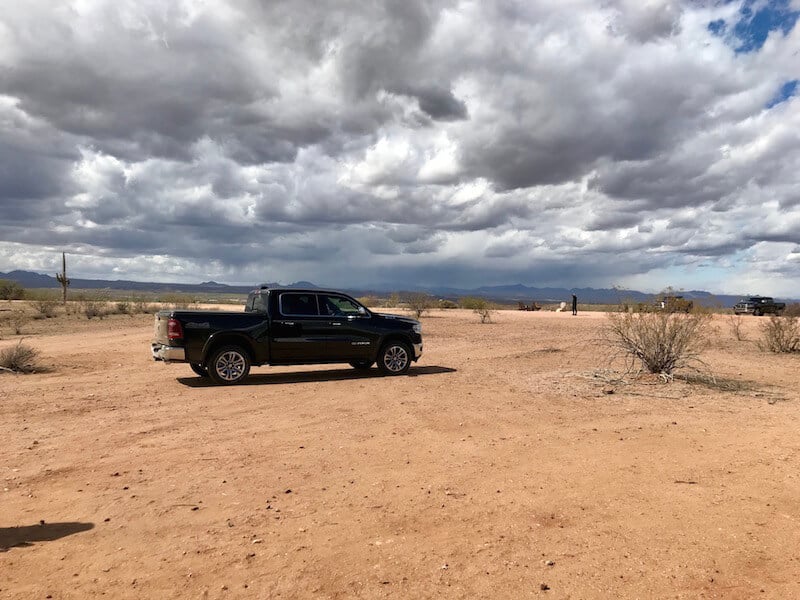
xmin=571 ymin=293 xmax=577 ymax=316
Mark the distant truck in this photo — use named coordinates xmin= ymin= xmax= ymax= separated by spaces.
xmin=151 ymin=286 xmax=423 ymax=384
xmin=733 ymin=296 xmax=785 ymax=316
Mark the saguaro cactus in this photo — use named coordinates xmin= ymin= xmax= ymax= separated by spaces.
xmin=55 ymin=252 xmax=70 ymax=304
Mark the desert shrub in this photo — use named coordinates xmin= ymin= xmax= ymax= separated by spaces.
xmin=159 ymin=293 xmax=196 ymax=309
xmin=64 ymin=301 xmax=82 ymax=315
xmin=383 ymin=293 xmax=401 ymax=308
xmin=459 ymin=296 xmax=485 ymax=310
xmin=0 ymin=279 xmax=25 ymax=300
xmin=437 ymin=299 xmax=459 ymax=309
xmin=131 ymin=298 xmax=158 ymax=314
xmin=114 ymin=301 xmax=131 ymax=315
xmin=403 ymin=292 xmax=435 ymax=319
xmin=9 ymin=311 xmax=28 ymax=334
xmin=605 ymin=310 xmax=712 ymax=375
xmin=356 ymin=296 xmax=380 ymax=307
xmin=727 ymin=314 xmax=746 ymax=341
xmin=84 ymin=301 xmax=107 ymax=319
xmin=460 ymin=297 xmax=495 ymax=323
xmin=32 ymin=300 xmax=58 ymax=318
xmin=759 ymin=316 xmax=800 ymax=353
xmin=0 ymin=341 xmax=40 ymax=373
xmin=783 ymin=303 xmax=800 ymax=318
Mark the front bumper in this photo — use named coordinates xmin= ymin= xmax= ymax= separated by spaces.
xmin=413 ymin=342 xmax=423 ymax=360
xmin=151 ymin=343 xmax=186 ymax=363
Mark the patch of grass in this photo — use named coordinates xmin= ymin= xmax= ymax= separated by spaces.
xmin=0 ymin=341 xmax=41 ymax=373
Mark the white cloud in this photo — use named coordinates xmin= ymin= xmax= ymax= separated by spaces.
xmin=0 ymin=0 xmax=799 ymax=296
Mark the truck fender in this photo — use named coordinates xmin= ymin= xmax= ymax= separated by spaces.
xmin=202 ymin=332 xmax=258 ymax=365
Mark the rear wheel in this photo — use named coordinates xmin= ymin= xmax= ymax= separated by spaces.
xmin=377 ymin=341 xmax=411 ymax=375
xmin=207 ymin=346 xmax=251 ymax=385
xmin=349 ymin=360 xmax=374 ymax=370
xmin=190 ymin=363 xmax=208 ymax=378
xmin=754 ymin=309 xmax=763 ymax=316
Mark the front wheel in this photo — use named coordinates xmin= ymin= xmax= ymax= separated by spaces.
xmin=190 ymin=363 xmax=208 ymax=378
xmin=207 ymin=346 xmax=251 ymax=385
xmin=377 ymin=341 xmax=412 ymax=375
xmin=349 ymin=360 xmax=374 ymax=370
xmin=754 ymin=309 xmax=763 ymax=316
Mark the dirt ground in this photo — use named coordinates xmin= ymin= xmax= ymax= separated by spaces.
xmin=1 ymin=306 xmax=799 ymax=599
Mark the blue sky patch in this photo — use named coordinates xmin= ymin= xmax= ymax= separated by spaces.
xmin=767 ymin=79 xmax=799 ymax=108
xmin=709 ymin=0 xmax=799 ymax=53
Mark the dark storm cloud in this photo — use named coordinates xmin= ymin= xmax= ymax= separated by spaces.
xmin=0 ymin=0 xmax=799 ymax=294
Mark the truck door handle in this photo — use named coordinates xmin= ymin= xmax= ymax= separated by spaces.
xmin=280 ymin=321 xmax=295 ymax=326
xmin=330 ymin=322 xmax=342 ymax=326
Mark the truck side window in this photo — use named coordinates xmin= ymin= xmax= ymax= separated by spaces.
xmin=319 ymin=294 xmax=361 ymax=316
xmin=280 ymin=293 xmax=320 ymax=316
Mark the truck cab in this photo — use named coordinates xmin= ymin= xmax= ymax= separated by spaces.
xmin=152 ymin=287 xmax=423 ymax=384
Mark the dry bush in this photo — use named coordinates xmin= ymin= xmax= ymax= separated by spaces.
xmin=0 ymin=279 xmax=25 ymax=300
xmin=10 ymin=311 xmax=28 ymax=335
xmin=84 ymin=301 xmax=107 ymax=319
xmin=783 ymin=303 xmax=800 ymax=317
xmin=132 ymin=298 xmax=158 ymax=314
xmin=32 ymin=300 xmax=58 ymax=318
xmin=403 ymin=292 xmax=435 ymax=319
xmin=0 ymin=341 xmax=40 ymax=373
xmin=114 ymin=301 xmax=132 ymax=315
xmin=759 ymin=316 xmax=800 ymax=353
xmin=64 ymin=301 xmax=82 ymax=315
xmin=159 ymin=293 xmax=196 ymax=309
xmin=605 ymin=310 xmax=712 ymax=375
xmin=460 ymin=296 xmax=495 ymax=323
xmin=727 ymin=314 xmax=746 ymax=341
xmin=356 ymin=296 xmax=379 ymax=308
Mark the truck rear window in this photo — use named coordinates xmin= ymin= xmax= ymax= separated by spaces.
xmin=279 ymin=293 xmax=319 ymax=316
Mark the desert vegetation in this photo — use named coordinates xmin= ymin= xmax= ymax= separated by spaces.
xmin=605 ymin=308 xmax=713 ymax=375
xmin=759 ymin=315 xmax=800 ymax=353
xmin=0 ymin=340 xmax=41 ymax=373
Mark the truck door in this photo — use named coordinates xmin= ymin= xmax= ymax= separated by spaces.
xmin=269 ymin=292 xmax=329 ymax=362
xmin=317 ymin=293 xmax=376 ymax=361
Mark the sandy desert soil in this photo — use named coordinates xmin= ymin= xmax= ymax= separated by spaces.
xmin=1 ymin=306 xmax=799 ymax=599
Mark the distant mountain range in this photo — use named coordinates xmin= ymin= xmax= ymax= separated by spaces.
xmin=2 ymin=269 xmax=786 ymax=307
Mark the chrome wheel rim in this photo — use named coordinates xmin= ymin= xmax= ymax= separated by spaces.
xmin=384 ymin=345 xmax=408 ymax=373
xmin=215 ymin=351 xmax=246 ymax=381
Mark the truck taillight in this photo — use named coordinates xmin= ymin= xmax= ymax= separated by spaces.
xmin=167 ymin=318 xmax=183 ymax=340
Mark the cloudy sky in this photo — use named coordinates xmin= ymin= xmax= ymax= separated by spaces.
xmin=1 ymin=0 xmax=799 ymax=294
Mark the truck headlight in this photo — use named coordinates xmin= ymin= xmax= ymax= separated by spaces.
xmin=413 ymin=323 xmax=422 ymax=334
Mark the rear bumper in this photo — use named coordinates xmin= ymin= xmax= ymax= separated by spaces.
xmin=151 ymin=343 xmax=186 ymax=363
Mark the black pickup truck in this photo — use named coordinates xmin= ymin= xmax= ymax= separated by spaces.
xmin=733 ymin=296 xmax=785 ymax=316
xmin=151 ymin=287 xmax=423 ymax=384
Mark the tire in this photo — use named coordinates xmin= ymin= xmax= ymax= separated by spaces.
xmin=190 ymin=363 xmax=208 ymax=378
xmin=349 ymin=360 xmax=374 ymax=370
xmin=754 ymin=309 xmax=762 ymax=317
xmin=207 ymin=346 xmax=251 ymax=385
xmin=377 ymin=341 xmax=412 ymax=375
